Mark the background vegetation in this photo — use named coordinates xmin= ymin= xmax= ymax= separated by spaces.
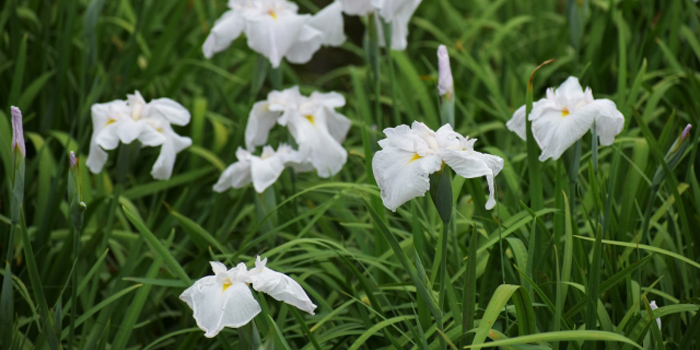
xmin=1 ymin=0 xmax=699 ymax=349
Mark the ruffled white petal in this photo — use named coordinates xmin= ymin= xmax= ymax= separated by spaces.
xmin=307 ymin=91 xmax=346 ymax=110
xmin=246 ymin=257 xmax=317 ymax=315
xmin=372 ymin=145 xmax=441 ymax=211
xmin=114 ymin=117 xmax=144 ymax=144
xmin=145 ymin=98 xmax=191 ymax=126
xmin=250 ymin=146 xmax=287 ymax=193
xmin=589 ymin=99 xmax=624 ymax=146
xmin=308 ymin=1 xmax=346 ymax=46
xmin=245 ymin=14 xmax=309 ymax=68
xmin=137 ymin=124 xmax=167 ymax=147
xmin=286 ymin=111 xmax=347 ymax=178
xmin=210 ymin=261 xmax=228 ymax=275
xmin=95 ymin=124 xmax=121 ymax=150
xmin=532 ymin=107 xmax=595 ymax=161
xmin=213 ymin=162 xmax=252 ymax=192
xmin=179 ymin=277 xmax=261 ymax=338
xmin=339 ymin=0 xmax=374 ymax=15
xmin=203 ymin=10 xmax=246 ymax=59
xmin=555 ymin=76 xmax=585 ymax=100
xmin=373 ymin=0 xmax=421 ymax=50
xmin=283 ymin=24 xmax=324 ymax=65
xmin=245 ymin=101 xmax=282 ymax=150
xmin=507 ymin=105 xmax=527 ymax=141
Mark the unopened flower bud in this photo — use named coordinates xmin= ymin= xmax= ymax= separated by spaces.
xmin=681 ymin=124 xmax=691 ymax=141
xmin=11 ymin=106 xmax=25 ymax=157
xmin=437 ymin=45 xmax=454 ymax=98
xmin=70 ymin=151 xmax=77 ymax=168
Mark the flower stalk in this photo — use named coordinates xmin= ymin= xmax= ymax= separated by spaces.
xmin=67 ymin=151 xmax=86 ymax=348
xmin=524 ymin=60 xmax=554 ymax=211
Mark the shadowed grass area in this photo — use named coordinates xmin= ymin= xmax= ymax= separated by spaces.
xmin=1 ymin=0 xmax=699 ymax=349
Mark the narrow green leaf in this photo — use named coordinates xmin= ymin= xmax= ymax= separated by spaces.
xmin=122 ymin=206 xmax=192 ymax=284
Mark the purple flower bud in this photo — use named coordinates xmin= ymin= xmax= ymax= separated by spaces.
xmin=437 ymin=45 xmax=454 ymax=97
xmin=682 ymin=124 xmax=691 ymax=141
xmin=70 ymin=151 xmax=77 ymax=168
xmin=11 ymin=106 xmax=25 ymax=157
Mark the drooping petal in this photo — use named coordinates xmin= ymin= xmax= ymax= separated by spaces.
xmin=307 ymin=91 xmax=346 ymax=110
xmin=286 ymin=112 xmax=347 ymax=178
xmin=372 ymin=145 xmax=441 ymax=211
xmin=245 ymin=14 xmax=309 ymax=68
xmin=145 ymin=98 xmax=191 ymax=126
xmin=284 ymin=24 xmax=324 ymax=64
xmin=506 ymin=105 xmax=528 ymax=141
xmin=434 ymin=124 xmax=460 ymax=149
xmin=91 ymin=100 xmax=129 ymax=151
xmin=588 ymin=99 xmax=624 ymax=146
xmin=86 ymin=139 xmax=109 ymax=174
xmin=114 ymin=117 xmax=144 ymax=144
xmin=213 ymin=161 xmax=252 ymax=192
xmin=218 ymin=283 xmax=261 ymax=331
xmin=246 ymin=258 xmax=317 ymax=315
xmin=314 ymin=106 xmax=351 ymax=144
xmin=373 ymin=0 xmax=421 ymax=50
xmin=95 ymin=124 xmax=121 ymax=150
xmin=151 ymin=127 xmax=192 ymax=180
xmin=268 ymin=86 xmax=304 ymax=126
xmin=304 ymin=92 xmax=349 ymax=142
xmin=203 ymin=10 xmax=246 ymax=59
xmin=137 ymin=123 xmax=167 ymax=147
xmin=308 ymin=1 xmax=346 ymax=46
xmin=250 ymin=146 xmax=287 ymax=193
xmin=443 ymin=145 xmax=503 ymax=210
xmin=245 ymin=101 xmax=282 ymax=150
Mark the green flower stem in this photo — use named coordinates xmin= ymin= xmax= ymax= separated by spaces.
xmin=19 ymin=209 xmax=60 ymax=349
xmin=525 ymin=59 xmax=554 ymax=211
xmin=440 ymin=95 xmax=455 ymax=128
xmin=270 ymin=65 xmax=283 ymax=90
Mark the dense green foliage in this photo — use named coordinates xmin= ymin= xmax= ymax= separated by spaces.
xmin=2 ymin=0 xmax=700 ymax=349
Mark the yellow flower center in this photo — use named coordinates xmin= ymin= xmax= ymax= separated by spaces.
xmin=305 ymin=114 xmax=315 ymax=126
xmin=268 ymin=10 xmax=277 ymax=19
xmin=105 ymin=119 xmax=117 ymax=126
xmin=561 ymin=108 xmax=570 ymax=117
xmin=222 ymin=279 xmax=232 ymax=293
xmin=407 ymin=153 xmax=422 ymax=163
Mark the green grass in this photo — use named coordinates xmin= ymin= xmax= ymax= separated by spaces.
xmin=2 ymin=0 xmax=700 ymax=349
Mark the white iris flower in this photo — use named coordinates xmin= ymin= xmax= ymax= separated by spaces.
xmin=180 ymin=257 xmax=316 ymax=338
xmin=86 ymin=91 xmax=192 ymax=180
xmin=507 ymin=76 xmax=624 ymax=161
xmin=203 ymin=0 xmax=345 ymax=68
xmin=372 ymin=121 xmax=503 ymax=211
xmin=338 ymin=0 xmax=422 ymax=51
xmin=245 ymin=86 xmax=351 ymax=178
